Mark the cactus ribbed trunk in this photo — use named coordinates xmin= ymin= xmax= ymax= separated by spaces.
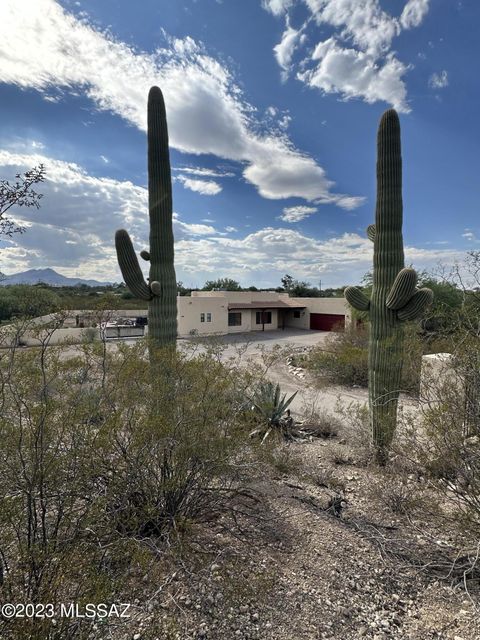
xmin=344 ymin=109 xmax=433 ymax=465
xmin=115 ymin=86 xmax=177 ymax=362
xmin=147 ymin=87 xmax=177 ymax=350
xmin=369 ymin=110 xmax=405 ymax=461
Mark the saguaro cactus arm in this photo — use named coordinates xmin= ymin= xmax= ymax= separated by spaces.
xmin=344 ymin=286 xmax=370 ymax=311
xmin=367 ymin=224 xmax=376 ymax=242
xmin=386 ymin=267 xmax=418 ymax=310
xmin=397 ymin=288 xmax=433 ymax=321
xmin=115 ymin=229 xmax=152 ymax=301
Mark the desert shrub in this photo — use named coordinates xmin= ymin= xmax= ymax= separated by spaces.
xmin=0 ymin=284 xmax=60 ymax=321
xmin=98 ymin=344 xmax=247 ymax=537
xmin=81 ymin=326 xmax=98 ymax=343
xmin=335 ymin=400 xmax=376 ymax=466
xmin=328 ymin=444 xmax=354 ymax=466
xmin=313 ymin=469 xmax=346 ymax=493
xmin=395 ymin=336 xmax=480 ymax=542
xmin=0 ymin=338 xmax=250 ymax=639
xmin=306 ymin=322 xmax=425 ymax=395
xmin=370 ymin=475 xmax=425 ymax=516
xmin=306 ymin=323 xmax=369 ymax=387
xmin=257 ymin=443 xmax=302 ymax=476
xmin=300 ymin=407 xmax=342 ymax=439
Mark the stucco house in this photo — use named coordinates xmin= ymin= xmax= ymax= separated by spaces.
xmin=4 ymin=291 xmax=351 ymax=346
xmin=176 ymin=290 xmax=351 ymax=337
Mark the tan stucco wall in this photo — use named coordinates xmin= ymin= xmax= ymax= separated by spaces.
xmin=191 ymin=291 xmax=290 ymax=303
xmin=177 ymin=296 xmax=228 ymax=336
xmin=283 ymin=308 xmax=308 ymax=329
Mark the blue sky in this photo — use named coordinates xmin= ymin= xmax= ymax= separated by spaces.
xmin=0 ymin=0 xmax=478 ymax=288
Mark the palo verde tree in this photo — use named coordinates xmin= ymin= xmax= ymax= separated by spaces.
xmin=344 ymin=109 xmax=433 ymax=465
xmin=115 ymin=87 xmax=177 ymax=353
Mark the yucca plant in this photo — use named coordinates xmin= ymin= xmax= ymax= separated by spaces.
xmin=249 ymin=381 xmax=297 ymax=443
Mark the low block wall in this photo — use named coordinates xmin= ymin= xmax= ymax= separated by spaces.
xmin=19 ymin=327 xmax=101 ymax=346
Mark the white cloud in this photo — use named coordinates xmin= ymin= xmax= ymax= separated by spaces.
xmin=175 ymin=226 xmax=461 ymax=286
xmin=305 ymin=0 xmax=399 ymax=57
xmin=174 ymin=220 xmax=218 ymax=236
xmin=0 ymin=0 xmax=361 ymax=207
xmin=225 ymin=226 xmax=238 ymax=232
xmin=0 ymin=148 xmax=462 ymax=287
xmin=176 ymin=175 xmax=222 ymax=195
xmin=262 ymin=0 xmax=294 ymax=16
xmin=265 ymin=0 xmax=432 ymax=111
xmin=334 ymin=195 xmax=366 ymax=210
xmin=299 ymin=38 xmax=409 ymax=111
xmin=428 ymin=70 xmax=448 ymax=89
xmin=274 ymin=21 xmax=304 ymax=80
xmin=400 ymin=0 xmax=430 ymax=29
xmin=243 ymin=135 xmax=365 ymax=205
xmin=174 ymin=227 xmax=374 ymax=283
xmin=462 ymin=230 xmax=478 ymax=242
xmin=0 ymin=149 xmax=219 ymax=280
xmin=280 ymin=205 xmax=317 ymax=222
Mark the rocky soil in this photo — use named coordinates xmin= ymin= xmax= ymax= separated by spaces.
xmin=113 ymin=356 xmax=479 ymax=640
xmin=117 ymin=433 xmax=479 ymax=640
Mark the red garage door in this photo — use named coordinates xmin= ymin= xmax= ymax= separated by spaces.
xmin=310 ymin=313 xmax=345 ymax=331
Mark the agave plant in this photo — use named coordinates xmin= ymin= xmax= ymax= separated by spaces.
xmin=250 ymin=381 xmax=297 ymax=443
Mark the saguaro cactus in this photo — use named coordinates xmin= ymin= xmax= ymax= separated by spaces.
xmin=344 ymin=109 xmax=433 ymax=464
xmin=115 ymin=86 xmax=177 ymax=350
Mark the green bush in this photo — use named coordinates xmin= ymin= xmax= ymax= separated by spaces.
xmin=395 ymin=335 xmax=480 ymax=542
xmin=0 ymin=284 xmax=60 ymax=321
xmin=306 ymin=323 xmax=369 ymax=387
xmin=306 ymin=322 xmax=424 ymax=394
xmin=0 ymin=338 xmax=250 ymax=639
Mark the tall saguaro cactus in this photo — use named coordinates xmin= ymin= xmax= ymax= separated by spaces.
xmin=345 ymin=109 xmax=433 ymax=464
xmin=115 ymin=86 xmax=177 ymax=351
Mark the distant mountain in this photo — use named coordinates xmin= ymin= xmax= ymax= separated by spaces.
xmin=0 ymin=268 xmax=113 ymax=287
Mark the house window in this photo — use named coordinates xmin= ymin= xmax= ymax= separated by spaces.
xmin=207 ymin=313 xmax=212 ymax=322
xmin=200 ymin=313 xmax=205 ymax=322
xmin=228 ymin=312 xmax=242 ymax=326
xmin=293 ymin=310 xmax=301 ymax=319
xmin=256 ymin=311 xmax=272 ymax=325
